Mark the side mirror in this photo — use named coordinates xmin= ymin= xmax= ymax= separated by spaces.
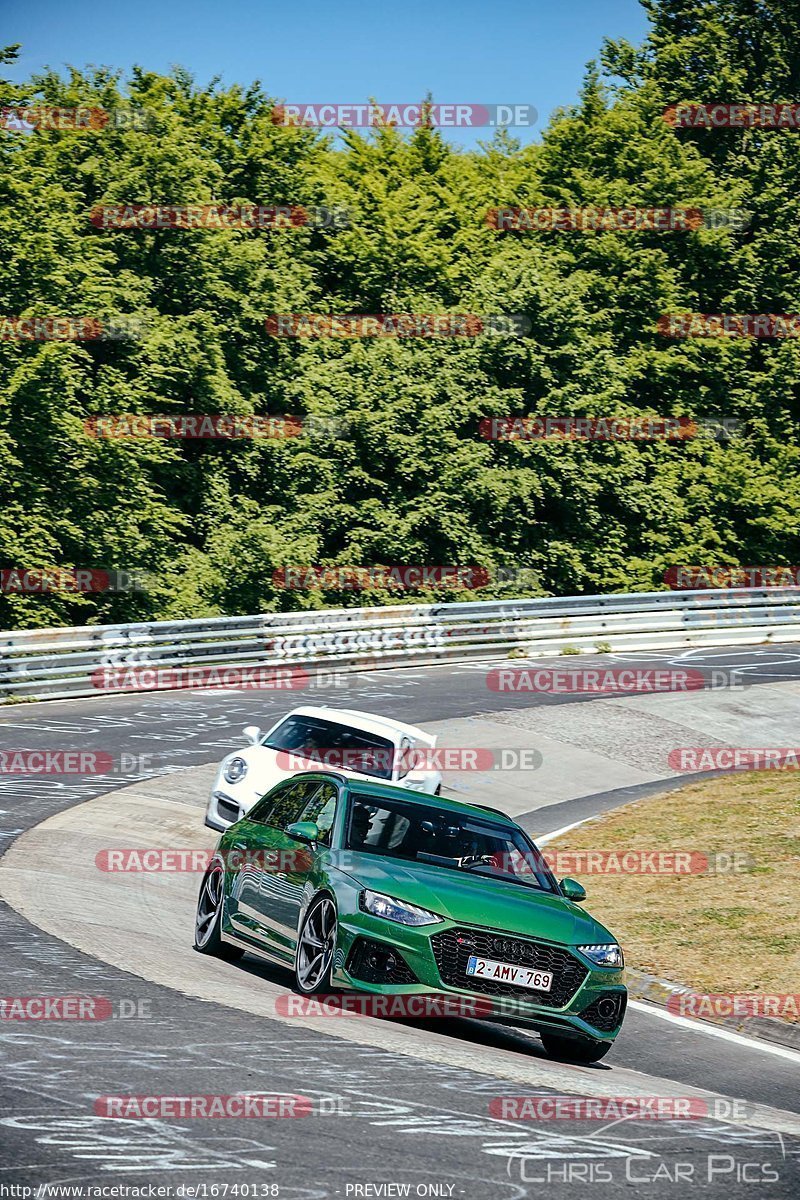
xmin=560 ymin=877 xmax=586 ymax=903
xmin=286 ymin=820 xmax=320 ymax=844
xmin=242 ymin=725 xmax=262 ymax=745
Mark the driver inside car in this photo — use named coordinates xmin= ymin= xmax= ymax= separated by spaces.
xmin=349 ymin=803 xmax=374 ymax=848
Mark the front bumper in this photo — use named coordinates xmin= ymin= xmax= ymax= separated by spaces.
xmin=331 ymin=910 xmax=626 ymax=1042
xmin=205 ymin=789 xmax=244 ymax=832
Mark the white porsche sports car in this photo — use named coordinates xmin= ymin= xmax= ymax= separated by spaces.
xmin=205 ymin=705 xmax=442 ymax=831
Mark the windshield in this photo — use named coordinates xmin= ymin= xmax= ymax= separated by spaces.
xmin=344 ymin=794 xmax=557 ymax=892
xmin=264 ymin=715 xmax=395 ymax=780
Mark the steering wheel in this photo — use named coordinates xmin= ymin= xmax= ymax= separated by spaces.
xmin=458 ymin=854 xmax=495 ymax=869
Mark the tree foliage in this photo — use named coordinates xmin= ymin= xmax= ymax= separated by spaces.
xmin=1 ymin=1 xmax=799 ymax=628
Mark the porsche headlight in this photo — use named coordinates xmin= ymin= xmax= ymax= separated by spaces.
xmin=579 ymin=943 xmax=624 ymax=968
xmin=361 ymin=889 xmax=441 ymax=926
xmin=223 ymin=756 xmax=248 ymax=785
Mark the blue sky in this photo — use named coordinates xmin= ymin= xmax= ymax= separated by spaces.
xmin=4 ymin=0 xmax=649 ymax=146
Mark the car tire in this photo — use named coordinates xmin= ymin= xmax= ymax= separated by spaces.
xmin=194 ymin=860 xmax=244 ymax=961
xmin=540 ymin=1032 xmax=613 ymax=1063
xmin=294 ymin=895 xmax=337 ymax=994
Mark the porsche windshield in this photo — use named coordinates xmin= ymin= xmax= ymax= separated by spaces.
xmin=264 ymin=716 xmax=395 ymax=780
xmin=345 ymin=794 xmax=557 ymax=891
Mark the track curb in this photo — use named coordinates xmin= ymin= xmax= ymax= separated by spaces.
xmin=626 ymin=967 xmax=800 ymax=1049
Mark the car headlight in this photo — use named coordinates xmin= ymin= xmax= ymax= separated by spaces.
xmin=578 ymin=943 xmax=624 ymax=968
xmin=361 ymin=889 xmax=441 ymax=926
xmin=223 ymin=757 xmax=248 ymax=785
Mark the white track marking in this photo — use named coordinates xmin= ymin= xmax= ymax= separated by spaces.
xmin=629 ymin=1000 xmax=800 ymax=1062
xmin=536 ymin=819 xmax=595 ymax=845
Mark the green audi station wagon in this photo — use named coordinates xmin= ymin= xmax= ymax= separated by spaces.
xmin=194 ymin=770 xmax=626 ymax=1062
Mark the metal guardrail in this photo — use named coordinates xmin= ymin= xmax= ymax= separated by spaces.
xmin=2 ymin=588 xmax=799 ymax=701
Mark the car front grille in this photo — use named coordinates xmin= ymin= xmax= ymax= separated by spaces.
xmin=579 ymin=992 xmax=627 ymax=1032
xmin=430 ymin=926 xmax=588 ymax=1007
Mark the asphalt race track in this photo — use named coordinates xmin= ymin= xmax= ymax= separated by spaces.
xmin=1 ymin=643 xmax=799 ymax=1198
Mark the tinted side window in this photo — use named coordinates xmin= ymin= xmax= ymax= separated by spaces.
xmin=248 ymin=781 xmax=295 ymax=825
xmin=250 ymin=779 xmax=321 ymax=829
xmin=296 ymin=781 xmax=339 ymax=845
